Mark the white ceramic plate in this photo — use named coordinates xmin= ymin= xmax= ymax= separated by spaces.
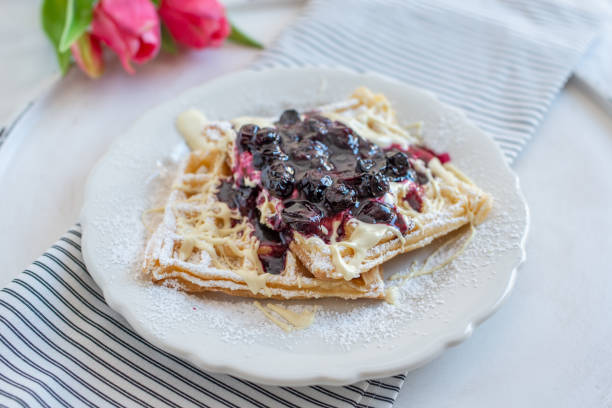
xmin=81 ymin=67 xmax=528 ymax=386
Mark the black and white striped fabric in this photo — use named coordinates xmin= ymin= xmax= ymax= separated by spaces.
xmin=0 ymin=225 xmax=404 ymax=408
xmin=253 ymin=0 xmax=601 ymax=163
xmin=0 ymin=1 xmax=602 ymax=407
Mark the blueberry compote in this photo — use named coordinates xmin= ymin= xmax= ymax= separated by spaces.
xmin=216 ymin=110 xmax=447 ymax=274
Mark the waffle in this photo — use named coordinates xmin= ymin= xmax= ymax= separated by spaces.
xmin=142 ymin=119 xmax=385 ymax=300
xmin=289 ymin=158 xmax=492 ymax=280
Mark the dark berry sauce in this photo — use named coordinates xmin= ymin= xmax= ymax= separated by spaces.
xmin=216 ymin=110 xmax=449 ymax=274
xmin=403 ymin=184 xmax=424 ymax=212
xmin=253 ymin=216 xmax=289 ymax=275
xmin=217 ymin=179 xmax=290 ymax=275
xmin=406 ymin=145 xmax=450 ymax=164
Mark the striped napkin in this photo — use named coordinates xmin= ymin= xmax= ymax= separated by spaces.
xmin=575 ymin=14 xmax=612 ymax=114
xmin=0 ymin=1 xmax=601 ymax=407
xmin=253 ymin=0 xmax=601 ymax=163
xmin=0 ymin=226 xmax=403 ymax=407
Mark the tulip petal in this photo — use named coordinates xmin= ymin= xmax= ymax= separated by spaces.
xmin=134 ymin=35 xmax=160 ymax=62
xmin=159 ymin=0 xmax=230 ymax=49
xmin=91 ymin=4 xmax=135 ymax=73
xmin=209 ymin=16 xmax=231 ymax=47
xmin=161 ymin=0 xmax=225 ymax=20
xmin=101 ymin=0 xmax=160 ymax=37
xmin=90 ymin=0 xmax=160 ymax=73
xmin=71 ymin=33 xmax=104 ymax=78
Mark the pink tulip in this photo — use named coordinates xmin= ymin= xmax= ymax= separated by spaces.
xmin=71 ymin=33 xmax=104 ymax=78
xmin=91 ymin=0 xmax=161 ymax=74
xmin=159 ymin=0 xmax=231 ymax=49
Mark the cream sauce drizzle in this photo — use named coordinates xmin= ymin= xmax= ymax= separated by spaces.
xmin=253 ymin=301 xmax=292 ymax=332
xmin=330 ymin=220 xmax=405 ymax=280
xmin=177 ymin=109 xmax=234 ymax=151
xmin=390 ymin=223 xmax=476 ymax=282
xmin=384 ymin=287 xmax=400 ymax=305
xmin=174 ymin=220 xmax=270 ymax=294
xmin=177 ymin=109 xmax=209 ymax=151
xmin=240 ymin=273 xmax=270 ymax=294
xmin=266 ymin=304 xmax=316 ymax=329
xmin=254 ymin=302 xmax=316 ymax=332
xmin=178 ymin=238 xmax=195 ymax=261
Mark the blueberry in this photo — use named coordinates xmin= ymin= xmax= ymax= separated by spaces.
xmin=263 ymin=146 xmax=289 ymax=162
xmin=310 ymin=139 xmax=329 ymax=155
xmin=338 ymin=172 xmax=364 ymax=189
xmin=262 ymin=163 xmax=295 ymax=198
xmin=359 ymin=142 xmax=384 ymax=160
xmin=384 ymin=151 xmax=412 ymax=181
xmin=327 ymin=126 xmax=359 ymax=154
xmin=354 ymin=173 xmax=389 ymax=198
xmin=281 ymin=201 xmax=322 ymax=235
xmin=279 ymin=128 xmax=300 ymax=144
xmin=253 ymin=145 xmax=289 ymax=168
xmin=238 ymin=124 xmax=259 ymax=151
xmin=312 ymin=158 xmax=335 ymax=172
xmin=278 ymin=109 xmax=300 ymax=126
xmin=324 ymin=183 xmax=356 ymax=213
xmin=254 ymin=127 xmax=280 ymax=146
xmin=357 ymin=158 xmax=375 ymax=172
xmin=369 ymin=173 xmax=389 ymax=197
xmin=355 ymin=200 xmax=397 ymax=224
xmin=291 ymin=139 xmax=329 ymax=162
xmin=305 ymin=115 xmax=331 ymax=135
xmin=299 ymin=171 xmax=333 ymax=202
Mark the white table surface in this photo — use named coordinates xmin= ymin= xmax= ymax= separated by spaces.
xmin=1 ymin=2 xmax=611 ymax=407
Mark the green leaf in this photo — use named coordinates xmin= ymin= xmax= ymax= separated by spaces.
xmin=41 ymin=0 xmax=72 ymax=74
xmin=58 ymin=0 xmax=95 ymax=52
xmin=227 ymin=23 xmax=264 ymax=50
xmin=150 ymin=0 xmax=160 ymax=6
xmin=161 ymin=24 xmax=178 ymax=53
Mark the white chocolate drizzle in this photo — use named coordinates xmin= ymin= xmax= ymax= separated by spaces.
xmin=330 ymin=220 xmax=405 ymax=281
xmin=254 ymin=302 xmax=316 ymax=332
